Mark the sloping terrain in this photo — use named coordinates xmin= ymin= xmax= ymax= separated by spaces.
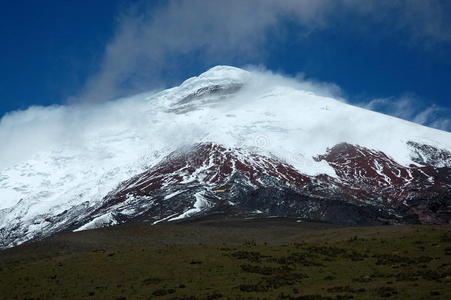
xmin=74 ymin=142 xmax=451 ymax=232
xmin=0 ymin=66 xmax=450 ymax=248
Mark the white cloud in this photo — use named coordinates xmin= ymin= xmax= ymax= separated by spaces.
xmin=361 ymin=95 xmax=451 ymax=132
xmin=0 ymin=66 xmax=344 ymax=169
xmin=244 ymin=65 xmax=344 ymax=99
xmin=70 ymin=0 xmax=451 ymax=104
xmin=2 ymin=66 xmax=448 ymax=173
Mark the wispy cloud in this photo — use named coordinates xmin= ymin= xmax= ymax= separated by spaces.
xmin=70 ymin=0 xmax=451 ymax=104
xmin=361 ymin=95 xmax=451 ymax=132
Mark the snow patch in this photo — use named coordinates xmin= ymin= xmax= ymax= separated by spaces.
xmin=74 ymin=212 xmax=118 ymax=232
xmin=169 ymin=192 xmax=211 ymax=221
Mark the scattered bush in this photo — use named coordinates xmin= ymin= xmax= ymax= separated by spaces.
xmin=230 ymin=251 xmax=264 ymax=262
xmin=205 ymin=292 xmax=223 ymax=299
xmin=238 ymin=283 xmax=269 ymax=293
xmin=240 ymin=264 xmax=294 ymax=275
xmin=374 ymin=286 xmax=397 ymax=297
xmin=142 ymin=277 xmax=162 ymax=285
xmin=152 ymin=288 xmax=176 ymax=296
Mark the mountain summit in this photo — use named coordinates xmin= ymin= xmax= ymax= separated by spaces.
xmin=1 ymin=66 xmax=450 ymax=248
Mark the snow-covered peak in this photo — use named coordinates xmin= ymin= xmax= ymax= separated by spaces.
xmin=184 ymin=65 xmax=249 ymax=84
xmin=176 ymin=65 xmax=248 ymax=93
xmin=1 ymin=65 xmax=450 ymax=247
xmin=159 ymin=66 xmax=248 ymax=105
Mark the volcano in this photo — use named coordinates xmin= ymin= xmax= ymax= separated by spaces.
xmin=1 ymin=66 xmax=450 ymax=248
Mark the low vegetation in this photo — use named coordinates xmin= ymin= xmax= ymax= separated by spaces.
xmin=0 ymin=218 xmax=450 ymax=299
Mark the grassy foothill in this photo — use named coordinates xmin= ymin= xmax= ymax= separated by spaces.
xmin=0 ymin=217 xmax=450 ymax=299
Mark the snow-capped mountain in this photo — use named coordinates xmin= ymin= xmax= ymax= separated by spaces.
xmin=1 ymin=66 xmax=450 ymax=248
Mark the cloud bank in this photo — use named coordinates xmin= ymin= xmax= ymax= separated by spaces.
xmin=1 ymin=66 xmax=449 ymax=173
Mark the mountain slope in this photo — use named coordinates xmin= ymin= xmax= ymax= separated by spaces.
xmin=0 ymin=66 xmax=450 ymax=248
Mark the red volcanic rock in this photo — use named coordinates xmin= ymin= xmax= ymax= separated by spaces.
xmin=316 ymin=143 xmax=449 ymax=205
xmin=108 ymin=143 xmax=311 ymax=205
xmin=90 ymin=142 xmax=450 ymax=226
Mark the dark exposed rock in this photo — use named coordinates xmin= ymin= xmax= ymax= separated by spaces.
xmin=73 ymin=142 xmax=451 ymax=229
xmin=407 ymin=141 xmax=451 ymax=168
xmin=3 ymin=141 xmax=450 ymax=248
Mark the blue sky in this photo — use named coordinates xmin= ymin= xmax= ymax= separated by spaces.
xmin=0 ymin=1 xmax=125 ymax=113
xmin=1 ymin=0 xmax=450 ymax=131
